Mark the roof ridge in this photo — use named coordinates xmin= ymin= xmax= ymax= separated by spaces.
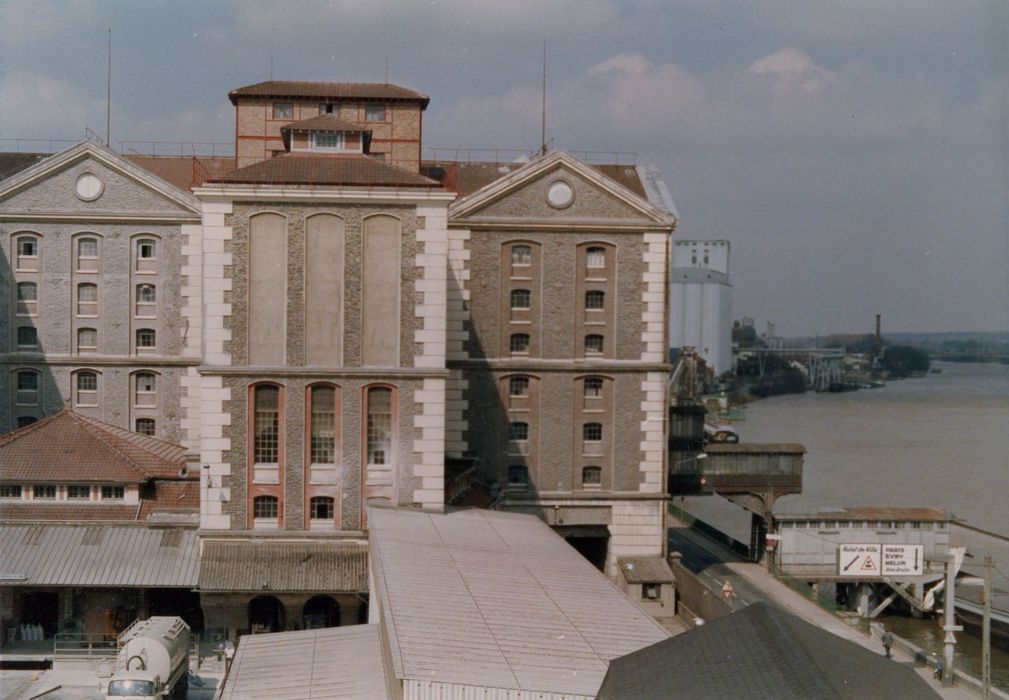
xmin=74 ymin=412 xmax=187 ymax=456
xmin=0 ymin=409 xmax=65 ymax=446
xmin=67 ymin=412 xmax=153 ymax=480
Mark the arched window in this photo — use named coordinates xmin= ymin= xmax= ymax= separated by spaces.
xmin=586 ymin=247 xmax=606 ymax=268
xmin=77 ymin=328 xmax=97 ymax=352
xmin=585 ymin=334 xmax=604 ymax=354
xmin=76 ymin=371 xmax=98 ymax=406
xmin=16 ymin=282 xmax=38 ymax=316
xmin=582 ymin=466 xmax=602 ymax=485
xmin=135 ymin=418 xmax=156 ymax=436
xmin=584 ymin=377 xmax=604 ymax=398
xmin=585 ymin=290 xmax=605 ymax=310
xmin=510 ymin=289 xmax=531 ymax=309
xmin=15 ymin=370 xmax=39 ymax=405
xmin=509 ymin=377 xmax=529 ymax=397
xmin=510 ymin=333 xmax=530 ymax=354
xmin=511 ymin=245 xmax=531 ymax=266
xmin=253 ymin=386 xmax=280 ymax=466
xmin=76 ymin=236 xmax=99 ymax=272
xmin=253 ymin=495 xmax=279 ymax=520
xmin=136 ymin=328 xmax=156 ymax=349
xmin=309 ymin=496 xmax=335 ymax=521
xmin=77 ymin=283 xmax=97 ymax=316
xmin=15 ymin=234 xmax=40 ymax=271
xmin=134 ymin=372 xmax=156 ymax=407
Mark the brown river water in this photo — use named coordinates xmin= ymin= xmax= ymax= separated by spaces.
xmin=681 ymin=361 xmax=1009 ymax=688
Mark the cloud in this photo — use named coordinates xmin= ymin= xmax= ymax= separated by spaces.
xmin=0 ymin=71 xmax=106 ymax=141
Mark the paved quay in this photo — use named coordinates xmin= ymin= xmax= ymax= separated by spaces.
xmin=669 ymin=516 xmax=979 ymax=700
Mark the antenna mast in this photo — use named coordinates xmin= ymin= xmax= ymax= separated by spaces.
xmin=106 ymin=28 xmax=112 ymax=147
xmin=540 ymin=39 xmax=547 ymax=156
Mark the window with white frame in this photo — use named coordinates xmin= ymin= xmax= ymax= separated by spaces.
xmin=76 ymin=371 xmax=98 ymax=406
xmin=582 ymin=466 xmax=602 ymax=486
xmin=586 ymin=246 xmax=606 ymax=268
xmin=582 ymin=422 xmax=603 ymax=455
xmin=101 ymin=485 xmax=125 ymax=500
xmin=77 ymin=237 xmax=99 ymax=272
xmin=309 ymin=496 xmax=335 ymax=521
xmin=253 ymin=495 xmax=279 ymax=520
xmin=16 ymin=282 xmax=38 ymax=316
xmin=134 ymin=372 xmax=156 ymax=407
xmin=510 ymin=333 xmax=530 ymax=355
xmin=253 ymin=386 xmax=281 ymax=482
xmin=16 ymin=371 xmax=39 ymax=405
xmin=137 ymin=239 xmax=156 ymax=259
xmin=77 ymin=283 xmax=98 ymax=316
xmin=311 ymin=132 xmax=346 ymax=151
xmin=136 ymin=284 xmax=156 ymax=317
xmin=15 ymin=235 xmax=39 ymax=270
xmin=309 ymin=385 xmax=336 ymax=465
xmin=136 ymin=328 xmax=156 ymax=350
xmin=77 ymin=328 xmax=97 ymax=352
xmin=273 ymin=103 xmax=293 ymax=119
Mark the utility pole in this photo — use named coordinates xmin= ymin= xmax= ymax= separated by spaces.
xmin=941 ymin=555 xmax=962 ymax=686
xmin=983 ymin=555 xmax=992 ymax=699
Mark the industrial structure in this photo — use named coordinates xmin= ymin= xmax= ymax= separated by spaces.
xmin=668 ymin=240 xmax=732 ymax=375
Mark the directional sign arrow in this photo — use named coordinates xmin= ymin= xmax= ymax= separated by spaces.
xmin=843 ymin=556 xmax=860 ymax=572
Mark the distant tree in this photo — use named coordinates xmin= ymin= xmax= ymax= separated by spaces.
xmin=881 ymin=345 xmax=930 ymax=376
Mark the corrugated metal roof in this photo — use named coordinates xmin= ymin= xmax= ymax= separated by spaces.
xmin=199 ymin=540 xmax=368 ymax=592
xmin=368 ymin=507 xmax=669 ymax=697
xmin=776 ymin=507 xmax=951 ymax=522
xmin=618 ymin=557 xmax=675 ymax=584
xmin=219 ymin=624 xmax=391 ymax=700
xmin=0 ymin=523 xmax=198 ymax=587
xmin=705 ymin=443 xmax=806 ymax=454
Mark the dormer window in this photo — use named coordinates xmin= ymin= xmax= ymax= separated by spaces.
xmin=311 ymin=132 xmax=346 ymax=151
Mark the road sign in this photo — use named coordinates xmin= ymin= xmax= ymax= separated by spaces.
xmin=721 ymin=581 xmax=734 ymax=601
xmin=838 ymin=544 xmax=881 ymax=577
xmin=881 ymin=544 xmax=924 ymax=576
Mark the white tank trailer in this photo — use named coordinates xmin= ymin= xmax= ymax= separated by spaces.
xmin=105 ymin=616 xmax=190 ymax=699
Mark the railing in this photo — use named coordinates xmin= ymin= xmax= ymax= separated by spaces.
xmin=53 ymin=632 xmax=117 ymax=662
xmin=422 ymin=146 xmax=637 ymax=165
xmin=0 ymin=138 xmax=79 ymax=153
xmin=118 ymin=141 xmax=234 ymax=157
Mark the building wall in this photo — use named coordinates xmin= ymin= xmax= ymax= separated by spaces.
xmin=234 ymin=98 xmax=423 ymax=171
xmin=0 ymin=156 xmax=197 ymax=439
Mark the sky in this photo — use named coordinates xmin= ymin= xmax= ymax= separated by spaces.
xmin=1 ymin=0 xmax=1006 ymax=336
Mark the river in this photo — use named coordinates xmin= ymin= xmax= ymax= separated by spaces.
xmin=680 ymin=361 xmax=1009 ymax=687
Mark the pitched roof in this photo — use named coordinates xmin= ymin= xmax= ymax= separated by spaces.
xmin=0 ymin=410 xmax=188 ymax=483
xmin=229 ymin=81 xmax=430 ymax=108
xmin=776 ymin=507 xmax=951 ymax=522
xmin=0 ymin=502 xmax=140 ymax=522
xmin=220 ymin=625 xmax=392 ymax=700
xmin=209 ymin=153 xmax=440 ymax=188
xmin=368 ymin=506 xmax=669 ymax=697
xmin=421 ymin=160 xmax=649 ymax=199
xmin=0 ymin=523 xmax=199 ymax=588
xmin=138 ymin=479 xmax=200 ymax=520
xmin=595 ymin=602 xmax=940 ymax=700
xmin=618 ymin=557 xmax=676 ymax=584
xmin=126 ymin=155 xmax=237 ymax=191
xmin=0 ymin=152 xmax=51 ymax=181
xmin=280 ymin=115 xmax=370 ymax=133
xmin=199 ymin=540 xmax=369 ymax=592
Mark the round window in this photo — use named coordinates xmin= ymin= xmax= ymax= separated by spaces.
xmin=75 ymin=172 xmax=104 ymax=201
xmin=546 ymin=179 xmax=574 ymax=209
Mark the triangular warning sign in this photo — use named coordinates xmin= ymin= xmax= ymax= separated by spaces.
xmin=860 ymin=557 xmax=877 ymax=571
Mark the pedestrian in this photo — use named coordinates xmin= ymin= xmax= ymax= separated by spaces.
xmin=881 ymin=628 xmax=894 ymax=658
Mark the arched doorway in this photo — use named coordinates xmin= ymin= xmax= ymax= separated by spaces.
xmin=248 ymin=595 xmax=285 ymax=634
xmin=302 ymin=595 xmax=341 ymax=629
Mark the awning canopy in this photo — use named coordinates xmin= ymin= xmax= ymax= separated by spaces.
xmin=199 ymin=540 xmax=368 ymax=593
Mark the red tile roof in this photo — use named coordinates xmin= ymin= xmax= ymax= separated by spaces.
xmin=421 ymin=161 xmax=648 ymax=198
xmin=0 ymin=502 xmax=140 ymax=521
xmin=280 ymin=115 xmax=370 ymax=133
xmin=126 ymin=155 xmax=237 ymax=191
xmin=0 ymin=410 xmax=188 ymax=483
xmin=138 ymin=480 xmax=200 ymax=520
xmin=229 ymin=81 xmax=430 ymax=108
xmin=210 ymin=153 xmax=440 ymax=188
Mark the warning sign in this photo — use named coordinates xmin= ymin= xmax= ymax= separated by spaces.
xmin=838 ymin=544 xmax=882 ymax=577
xmin=881 ymin=545 xmax=924 ymax=576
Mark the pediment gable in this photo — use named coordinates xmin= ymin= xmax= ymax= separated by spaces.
xmin=450 ymin=151 xmax=675 ymax=230
xmin=0 ymin=141 xmax=200 ymax=219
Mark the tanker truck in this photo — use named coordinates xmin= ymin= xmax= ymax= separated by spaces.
xmin=105 ymin=616 xmax=190 ymax=699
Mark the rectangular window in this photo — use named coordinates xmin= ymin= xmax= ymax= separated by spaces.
xmin=273 ymin=102 xmax=293 ymax=119
xmin=320 ymin=103 xmax=338 ymax=115
xmin=136 ymin=239 xmax=157 ymax=260
xmin=254 ymin=496 xmax=279 ymax=519
xmin=16 ymin=282 xmax=38 ymax=316
xmin=77 ymin=283 xmax=98 ymax=316
xmin=16 ymin=237 xmax=39 ymax=271
xmin=310 ymin=386 xmax=336 ymax=464
xmin=310 ymin=496 xmax=334 ymax=520
xmin=254 ymin=386 xmax=280 ymax=465
xmin=584 ymin=377 xmax=603 ymax=398
xmin=366 ymin=388 xmax=392 ymax=466
xmin=509 ymin=377 xmax=529 ymax=397
xmin=101 ymin=486 xmax=125 ymax=500
xmin=67 ymin=485 xmax=90 ymax=500
xmin=78 ymin=328 xmax=97 ymax=351
xmin=0 ymin=485 xmax=22 ymax=498
xmin=510 ymin=289 xmax=531 ymax=309
xmin=510 ymin=333 xmax=530 ymax=354
xmin=136 ymin=328 xmax=156 ymax=349
xmin=16 ymin=326 xmax=38 ymax=348
xmin=643 ymin=583 xmax=661 ymax=600
xmin=586 ymin=247 xmax=606 ymax=268
xmin=508 ymin=465 xmax=528 ymax=488
xmin=33 ymin=485 xmax=57 ymax=500
xmin=16 ymin=372 xmax=39 ymax=405
xmin=365 ymin=104 xmax=386 ymax=121
xmin=511 ymin=245 xmax=531 ymax=266
xmin=78 ymin=238 xmax=98 ymax=258
xmin=134 ymin=418 xmax=156 ymax=436
xmin=136 ymin=284 xmax=156 ymax=318
xmin=311 ymin=132 xmax=346 ymax=150
xmin=585 ymin=335 xmax=604 ymax=354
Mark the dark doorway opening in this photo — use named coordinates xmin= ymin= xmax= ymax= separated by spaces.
xmin=565 ymin=536 xmax=610 ymax=572
xmin=19 ymin=591 xmax=59 ymax=637
xmin=248 ymin=595 xmax=285 ymax=633
xmin=149 ymin=589 xmax=204 ymax=631
xmin=302 ymin=596 xmax=341 ymax=629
